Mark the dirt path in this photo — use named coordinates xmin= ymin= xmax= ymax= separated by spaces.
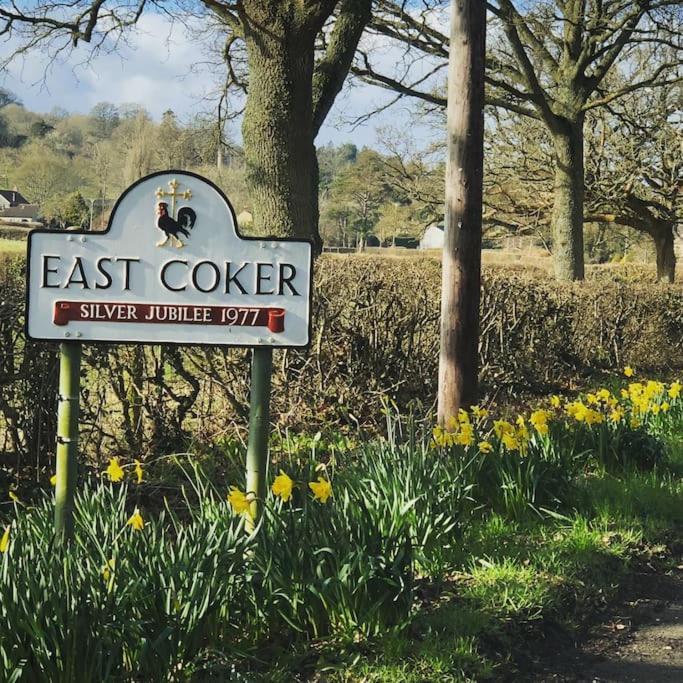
xmin=532 ymin=565 xmax=682 ymax=682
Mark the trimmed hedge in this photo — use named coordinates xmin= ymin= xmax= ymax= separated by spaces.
xmin=0 ymin=226 xmax=32 ymax=241
xmin=1 ymin=253 xmax=682 ymax=464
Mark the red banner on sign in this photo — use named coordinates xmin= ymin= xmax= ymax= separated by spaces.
xmin=53 ymin=301 xmax=286 ymax=333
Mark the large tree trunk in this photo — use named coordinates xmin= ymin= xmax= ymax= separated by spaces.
xmin=653 ymin=226 xmax=676 ymax=283
xmin=241 ymin=10 xmax=322 ymax=251
xmin=437 ymin=0 xmax=486 ymax=423
xmin=550 ymin=117 xmax=585 ymax=281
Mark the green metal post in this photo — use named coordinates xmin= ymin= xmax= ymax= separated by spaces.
xmin=54 ymin=341 xmax=82 ymax=541
xmin=245 ymin=347 xmax=273 ymax=529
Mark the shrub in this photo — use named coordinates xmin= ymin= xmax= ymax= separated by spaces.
xmin=0 ymin=255 xmax=58 ymax=464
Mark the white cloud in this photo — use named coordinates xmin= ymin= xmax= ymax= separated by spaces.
xmin=1 ymin=11 xmax=442 ymax=150
xmin=2 ymin=13 xmax=214 ymax=119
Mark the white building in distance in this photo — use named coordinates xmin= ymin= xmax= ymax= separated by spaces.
xmin=419 ymin=223 xmax=444 ymax=250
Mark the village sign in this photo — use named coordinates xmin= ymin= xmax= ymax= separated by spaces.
xmin=26 ymin=171 xmax=313 ymax=347
xmin=25 ymin=170 xmax=313 ymax=539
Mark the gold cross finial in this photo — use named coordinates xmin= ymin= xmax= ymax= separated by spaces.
xmin=155 ymin=178 xmax=192 ymax=218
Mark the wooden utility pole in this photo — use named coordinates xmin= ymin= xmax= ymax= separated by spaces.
xmin=437 ymin=0 xmax=487 ymax=424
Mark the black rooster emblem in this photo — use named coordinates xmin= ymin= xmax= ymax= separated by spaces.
xmin=156 ymin=202 xmax=197 ymax=248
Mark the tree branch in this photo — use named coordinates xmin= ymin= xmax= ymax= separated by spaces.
xmin=312 ymin=0 xmax=372 ymax=136
xmin=495 ymin=0 xmax=555 ymax=124
xmin=201 ymin=0 xmax=242 ymax=34
xmin=485 ymin=96 xmax=541 ymax=120
xmin=352 ymin=51 xmax=447 ymax=108
xmin=584 ymin=66 xmax=682 ymax=111
xmin=584 ymin=212 xmax=650 ymax=233
xmin=584 ymin=6 xmax=647 ymax=89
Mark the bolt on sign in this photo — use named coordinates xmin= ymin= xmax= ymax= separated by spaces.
xmin=26 ymin=171 xmax=313 ymax=347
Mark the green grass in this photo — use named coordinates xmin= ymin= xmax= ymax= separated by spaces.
xmin=322 ymin=505 xmax=668 ymax=682
xmin=309 ymin=456 xmax=682 ymax=682
xmin=0 ymin=238 xmax=26 ymax=254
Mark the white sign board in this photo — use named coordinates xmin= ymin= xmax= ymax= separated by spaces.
xmin=26 ymin=171 xmax=313 ymax=347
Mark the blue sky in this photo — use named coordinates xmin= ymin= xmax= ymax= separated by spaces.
xmin=2 ymin=12 xmax=439 ymax=150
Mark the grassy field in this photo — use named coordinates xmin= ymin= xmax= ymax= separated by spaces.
xmin=327 ymin=245 xmax=679 ymax=280
xmin=0 ymin=238 xmax=26 ymax=255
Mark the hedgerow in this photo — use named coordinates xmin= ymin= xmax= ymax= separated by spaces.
xmin=2 ymin=253 xmax=682 ymax=466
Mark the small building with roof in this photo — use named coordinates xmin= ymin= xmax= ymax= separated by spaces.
xmin=0 ymin=188 xmax=41 ymax=227
xmin=0 ymin=189 xmax=30 ymax=209
xmin=419 ymin=223 xmax=444 ymax=250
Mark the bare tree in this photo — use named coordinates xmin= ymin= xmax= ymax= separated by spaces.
xmin=359 ymin=0 xmax=682 ymax=280
xmin=483 ymin=112 xmax=554 ymax=244
xmin=585 ymin=86 xmax=682 ymax=282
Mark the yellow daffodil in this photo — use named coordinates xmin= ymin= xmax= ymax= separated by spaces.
xmin=645 ymin=380 xmax=664 ymax=398
xmin=668 ymin=381 xmax=681 ymax=400
xmin=309 ymin=477 xmax=332 ymax=503
xmin=8 ymin=491 xmax=19 ymax=503
xmin=102 ymin=558 xmax=115 ymax=581
xmin=530 ymin=409 xmax=551 ymax=436
xmin=516 ymin=416 xmax=529 ymax=441
xmin=0 ymin=525 xmax=10 ymax=553
xmin=567 ymin=401 xmax=589 ymax=422
xmin=126 ymin=510 xmax=144 ymax=531
xmin=272 ymin=471 xmax=294 ymax=502
xmin=433 ymin=422 xmax=475 ymax=449
xmin=661 ymin=402 xmax=670 ymax=412
xmin=550 ymin=395 xmax=561 ymax=409
xmin=493 ymin=420 xmax=514 ymax=438
xmin=134 ymin=460 xmax=144 ymax=485
xmin=628 ymin=382 xmax=644 ymax=397
xmin=624 ymin=366 xmax=634 ymax=378
xmin=50 ymin=474 xmax=57 ymax=486
xmin=106 ymin=458 xmax=125 ymax=483
xmin=596 ymin=388 xmax=612 ymax=403
xmin=501 ymin=432 xmax=520 ymax=452
xmin=470 ymin=405 xmax=489 ymax=420
xmin=455 ymin=422 xmax=475 ymax=447
xmin=478 ymin=440 xmax=493 ymax=453
xmin=432 ymin=425 xmax=450 ymax=448
xmin=586 ymin=409 xmax=604 ymax=425
xmin=228 ymin=487 xmax=251 ymax=515
xmin=533 ymin=423 xmax=549 ymax=436
xmin=609 ymin=408 xmax=624 ymax=423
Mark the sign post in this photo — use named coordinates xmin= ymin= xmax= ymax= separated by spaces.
xmin=246 ymin=347 xmax=273 ymax=530
xmin=26 ymin=171 xmax=313 ymax=536
xmin=54 ymin=341 xmax=81 ymax=541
